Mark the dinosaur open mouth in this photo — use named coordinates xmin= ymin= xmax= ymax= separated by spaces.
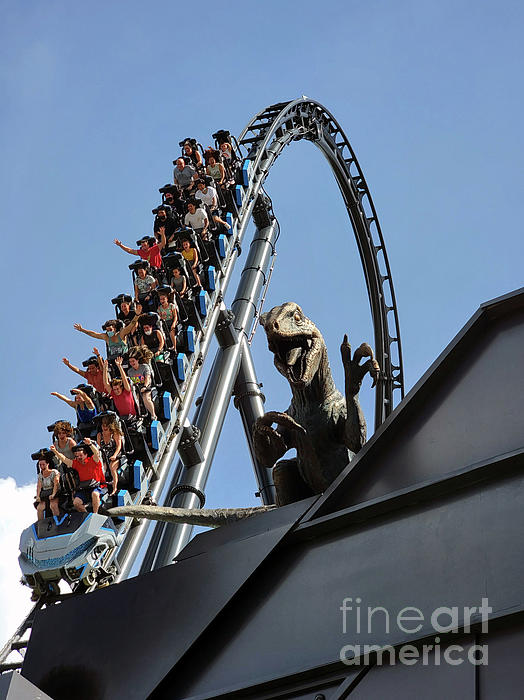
xmin=272 ymin=336 xmax=313 ymax=384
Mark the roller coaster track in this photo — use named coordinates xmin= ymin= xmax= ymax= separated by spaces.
xmin=0 ymin=97 xmax=404 ymax=675
xmin=239 ymin=98 xmax=404 ymax=424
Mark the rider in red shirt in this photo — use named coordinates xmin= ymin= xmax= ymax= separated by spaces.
xmin=50 ymin=439 xmax=107 ymax=514
xmin=113 ymin=229 xmax=166 ymax=269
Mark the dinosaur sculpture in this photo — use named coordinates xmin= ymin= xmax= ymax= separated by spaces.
xmin=109 ymin=304 xmax=378 ymax=527
xmin=252 ymin=302 xmax=380 ymax=506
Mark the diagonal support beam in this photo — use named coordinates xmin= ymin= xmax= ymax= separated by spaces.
xmin=146 ymin=218 xmax=279 ymax=570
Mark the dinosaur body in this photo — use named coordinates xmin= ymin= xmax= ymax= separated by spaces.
xmin=253 ymin=302 xmax=379 ymax=505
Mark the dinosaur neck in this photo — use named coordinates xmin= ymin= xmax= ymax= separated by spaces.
xmin=291 ymin=345 xmax=337 ymax=409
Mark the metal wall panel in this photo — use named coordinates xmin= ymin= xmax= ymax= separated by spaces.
xmin=347 ymin=640 xmax=475 ymax=699
xmin=168 ymin=474 xmax=524 ymax=697
xmin=478 ymin=624 xmax=524 ymax=699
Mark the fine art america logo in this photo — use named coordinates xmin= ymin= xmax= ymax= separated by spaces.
xmin=339 ymin=597 xmax=490 ymax=666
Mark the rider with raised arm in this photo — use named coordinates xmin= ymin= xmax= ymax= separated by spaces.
xmin=73 ymin=318 xmax=138 ymax=363
xmin=50 ymin=387 xmax=97 ymax=424
xmin=113 ymin=227 xmax=166 ymax=270
xmin=102 ymin=356 xmax=137 ymax=420
xmin=61 ymin=348 xmax=105 ymax=395
xmin=50 ymin=438 xmax=106 ymax=514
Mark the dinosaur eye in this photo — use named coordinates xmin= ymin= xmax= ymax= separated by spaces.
xmin=294 ymin=312 xmax=302 ymax=323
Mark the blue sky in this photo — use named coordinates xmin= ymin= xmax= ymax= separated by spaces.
xmin=1 ymin=0 xmax=523 ymax=640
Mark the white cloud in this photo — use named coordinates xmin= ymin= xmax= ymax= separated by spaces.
xmin=0 ymin=478 xmax=37 ymax=651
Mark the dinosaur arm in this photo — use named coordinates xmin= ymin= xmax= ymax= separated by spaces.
xmin=342 ymin=399 xmax=367 ymax=454
xmin=341 ymin=336 xmax=371 ymax=453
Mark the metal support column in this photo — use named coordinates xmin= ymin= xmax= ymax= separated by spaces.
xmin=148 ymin=216 xmax=278 ymax=570
xmin=233 ymin=337 xmax=275 ymax=505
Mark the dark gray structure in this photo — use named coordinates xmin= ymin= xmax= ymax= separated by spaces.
xmin=12 ymin=287 xmax=524 ymax=698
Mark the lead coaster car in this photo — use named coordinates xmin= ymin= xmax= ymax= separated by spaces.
xmin=19 ymin=511 xmax=122 ymax=598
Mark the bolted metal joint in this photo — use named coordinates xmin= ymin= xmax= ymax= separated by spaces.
xmin=177 ymin=424 xmax=204 ymax=468
xmin=252 ymin=193 xmax=274 ymax=229
xmin=215 ymin=308 xmax=238 ymax=348
xmin=233 ymin=388 xmax=265 ymax=409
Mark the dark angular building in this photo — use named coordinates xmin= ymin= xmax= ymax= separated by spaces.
xmin=7 ymin=288 xmax=524 ymax=698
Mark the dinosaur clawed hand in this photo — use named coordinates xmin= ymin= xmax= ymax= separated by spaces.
xmin=368 ymin=358 xmax=380 ymax=388
xmin=341 ymin=337 xmax=381 ymax=389
xmin=253 ymin=411 xmax=306 ymax=468
xmin=353 ymin=343 xmax=380 ymax=387
xmin=259 ymin=411 xmax=306 ymax=434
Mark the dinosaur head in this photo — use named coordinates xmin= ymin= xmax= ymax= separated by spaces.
xmin=259 ymin=302 xmax=324 ymax=389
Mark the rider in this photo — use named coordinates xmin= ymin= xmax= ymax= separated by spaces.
xmin=50 ymin=387 xmax=98 ymax=425
xmin=50 ymin=439 xmax=106 ymax=514
xmin=96 ymin=415 xmax=123 ymax=496
xmin=128 ymin=346 xmax=157 ymax=421
xmin=35 ymin=452 xmax=61 ymax=520
xmin=102 ymin=356 xmax=138 ymax=421
xmin=73 ymin=319 xmax=138 ymax=364
xmin=61 ymin=349 xmax=106 ymax=395
xmin=113 ymin=228 xmax=166 ymax=270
